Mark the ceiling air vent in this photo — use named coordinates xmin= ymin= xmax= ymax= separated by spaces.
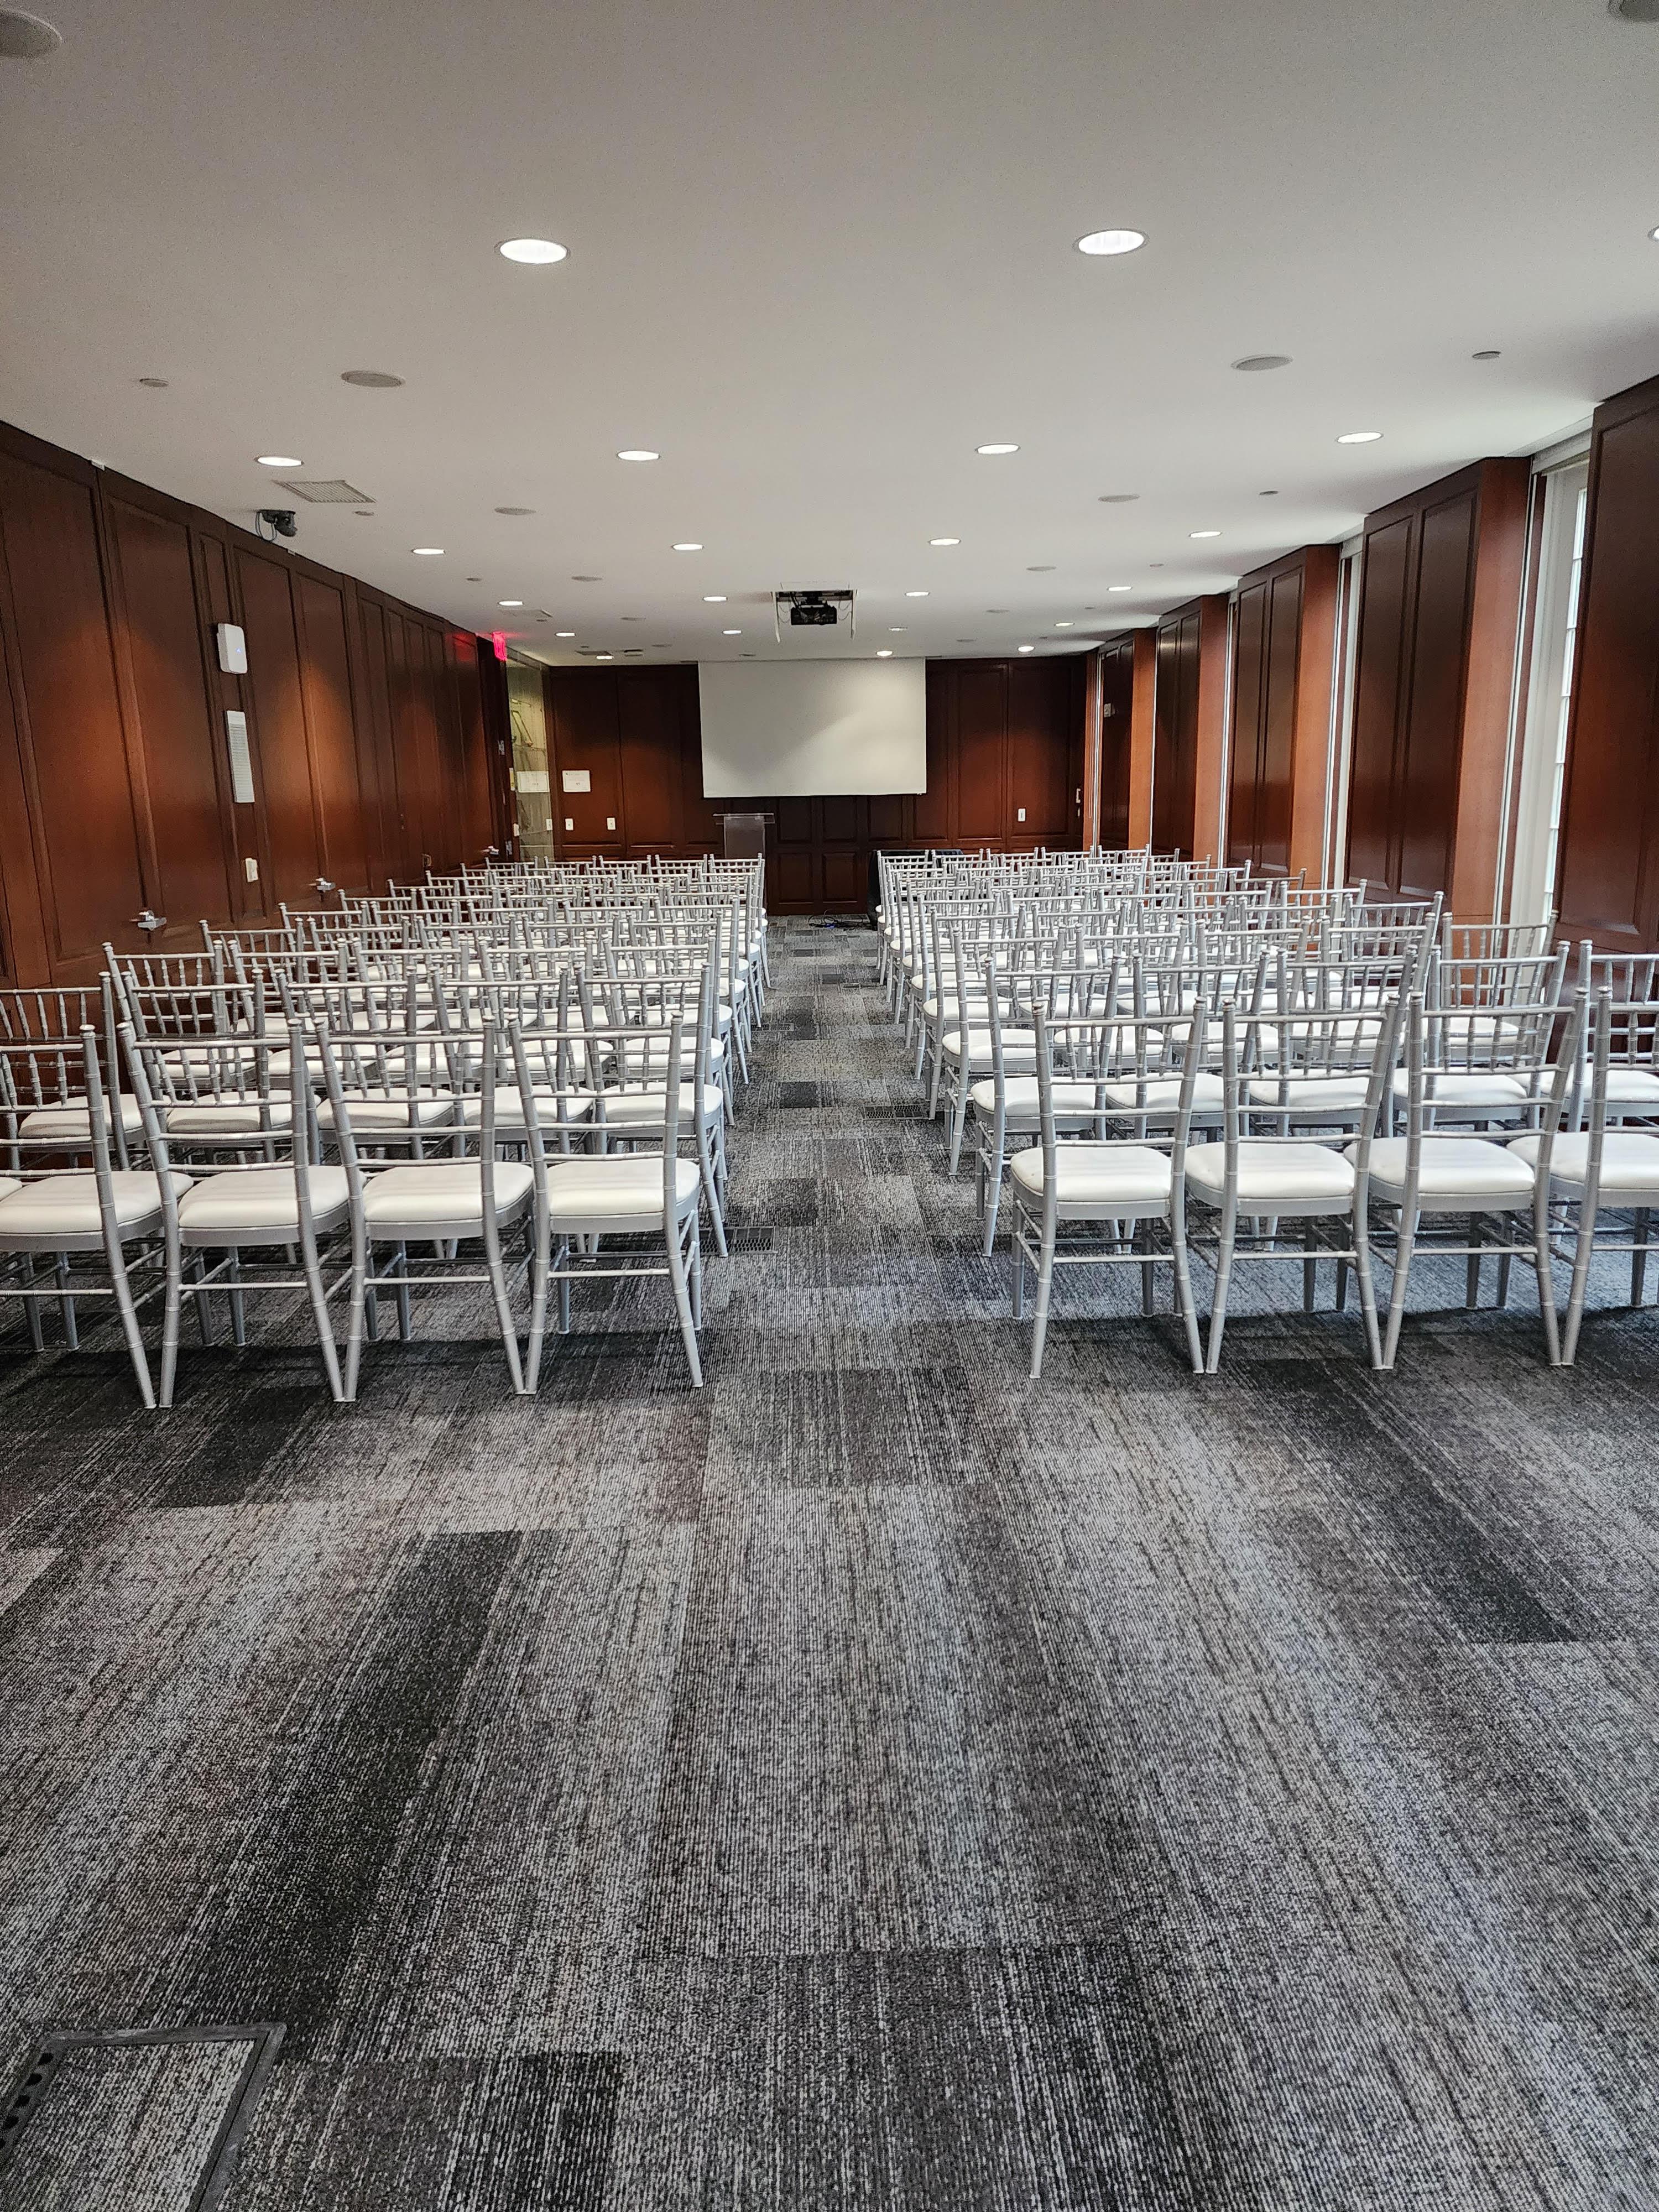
xmin=273 ymin=478 xmax=373 ymax=504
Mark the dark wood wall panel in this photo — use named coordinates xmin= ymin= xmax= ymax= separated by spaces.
xmin=1344 ymin=459 xmax=1525 ymax=906
xmin=0 ymin=414 xmax=506 ymax=980
xmin=1555 ymin=373 xmax=1659 ymax=951
xmin=1228 ymin=559 xmax=1305 ymax=876
xmin=1098 ymin=637 xmax=1134 ymax=849
xmin=1152 ymin=607 xmax=1201 ymax=855
xmin=544 ymin=656 xmax=1086 ymax=911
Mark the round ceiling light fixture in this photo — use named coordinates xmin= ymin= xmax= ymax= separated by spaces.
xmin=341 ymin=369 xmax=404 ymax=388
xmin=555 ymin=630 xmax=575 ymax=638
xmin=1027 ymin=564 xmax=1055 ymax=572
xmin=1076 ymin=228 xmax=1145 ymax=255
xmin=495 ymin=505 xmax=534 ymax=515
xmin=672 ymin=541 xmax=703 ymax=551
xmin=1107 ymin=584 xmax=1133 ymax=593
xmin=0 ymin=9 xmax=62 ymax=58
xmin=412 ymin=546 xmax=444 ymax=556
xmin=596 ymin=653 xmax=614 ymax=662
xmin=617 ymin=448 xmax=659 ymax=462
xmin=905 ymin=590 xmax=929 ymax=598
xmin=929 ymin=537 xmax=960 ymax=546
xmin=1337 ymin=430 xmax=1383 ymax=444
xmin=257 ymin=454 xmax=301 ymax=468
xmin=137 ymin=376 xmax=169 ymax=388
xmin=498 ymin=237 xmax=567 ymax=264
xmin=876 ymin=649 xmax=894 ymax=658
xmin=1054 ymin=620 xmax=1074 ymax=628
xmin=1259 ymin=489 xmax=1280 ymax=497
xmin=1018 ymin=645 xmax=1036 ymax=654
xmin=703 ymin=594 xmax=726 ymax=603
xmin=1190 ymin=530 xmax=1221 ymax=540
xmin=499 ymin=599 xmax=523 ymax=608
xmin=571 ymin=573 xmax=601 ymax=582
xmin=722 ymin=628 xmax=741 ymax=635
xmin=1610 ymin=0 xmax=1659 ymax=20
xmin=1472 ymin=349 xmax=1502 ymax=360
xmin=1232 ymin=354 xmax=1291 ymax=372
xmin=976 ymin=443 xmax=1019 ymax=456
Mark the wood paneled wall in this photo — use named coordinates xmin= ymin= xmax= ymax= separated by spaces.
xmin=1097 ymin=637 xmax=1135 ymax=851
xmin=0 ymin=416 xmax=506 ymax=983
xmin=1344 ymin=457 xmax=1529 ymax=914
xmin=1228 ymin=545 xmax=1339 ymax=881
xmin=1151 ymin=596 xmax=1228 ymax=859
xmin=1554 ymin=372 xmax=1659 ymax=953
xmin=545 ymin=655 xmax=1087 ymax=912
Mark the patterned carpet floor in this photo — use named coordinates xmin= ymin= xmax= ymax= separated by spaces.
xmin=2 ymin=918 xmax=1658 ymax=2208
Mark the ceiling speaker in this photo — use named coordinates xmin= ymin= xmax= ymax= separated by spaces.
xmin=0 ymin=8 xmax=61 ymax=57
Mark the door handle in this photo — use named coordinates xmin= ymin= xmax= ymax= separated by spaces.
xmin=131 ymin=909 xmax=168 ymax=932
xmin=314 ymin=877 xmax=336 ymax=895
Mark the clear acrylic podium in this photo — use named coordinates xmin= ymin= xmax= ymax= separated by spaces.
xmin=721 ymin=811 xmax=769 ymax=860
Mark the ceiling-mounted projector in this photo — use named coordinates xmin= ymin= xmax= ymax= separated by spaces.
xmin=774 ymin=587 xmax=855 ymax=641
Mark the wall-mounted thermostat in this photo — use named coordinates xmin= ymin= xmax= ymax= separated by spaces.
xmin=216 ymin=623 xmax=248 ymax=675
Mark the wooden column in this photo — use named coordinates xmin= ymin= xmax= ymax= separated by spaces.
xmin=1447 ymin=462 xmax=1531 ymax=925
xmin=1287 ymin=546 xmax=1340 ymax=884
xmin=1080 ymin=648 xmax=1103 ymax=848
xmin=1127 ymin=629 xmax=1157 ymax=847
xmin=1191 ymin=594 xmax=1230 ymax=864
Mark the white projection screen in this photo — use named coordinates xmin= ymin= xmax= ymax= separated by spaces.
xmin=698 ymin=659 xmax=927 ymax=798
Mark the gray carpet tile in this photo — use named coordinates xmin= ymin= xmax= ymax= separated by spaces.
xmin=1 ymin=916 xmax=1658 ymax=2208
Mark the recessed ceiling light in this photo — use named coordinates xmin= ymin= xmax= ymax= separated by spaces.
xmin=930 ymin=538 xmax=960 ymax=546
xmin=876 ymin=649 xmax=894 ymax=658
xmin=1098 ymin=493 xmax=1139 ymax=503
xmin=0 ymin=10 xmax=63 ymax=59
xmin=906 ymin=591 xmax=929 ymax=598
xmin=341 ymin=369 xmax=404 ymax=388
xmin=596 ymin=653 xmax=614 ymax=661
xmin=1018 ymin=644 xmax=1036 ymax=654
xmin=1472 ymin=350 xmax=1501 ymax=361
xmin=412 ymin=546 xmax=444 ymax=556
xmin=1259 ymin=489 xmax=1280 ymax=497
xmin=571 ymin=574 xmax=601 ymax=582
xmin=957 ymin=638 xmax=977 ymax=644
xmin=889 ymin=627 xmax=905 ymax=634
xmin=495 ymin=505 xmax=534 ymax=515
xmin=1232 ymin=354 xmax=1291 ymax=372
xmin=1076 ymin=229 xmax=1145 ymax=255
xmin=1650 ymin=226 xmax=1659 ymax=241
xmin=617 ymin=448 xmax=659 ymax=462
xmin=704 ymin=595 xmax=727 ymax=603
xmin=498 ymin=237 xmax=567 ymax=264
xmin=1611 ymin=0 xmax=1659 ymax=20
xmin=1190 ymin=530 xmax=1221 ymax=539
xmin=740 ymin=652 xmax=757 ymax=658
xmin=620 ymin=615 xmax=640 ymax=622
xmin=137 ymin=375 xmax=169 ymax=388
xmin=354 ymin=509 xmax=374 ymax=517
xmin=1337 ymin=430 xmax=1383 ymax=444
xmin=1054 ymin=620 xmax=1073 ymax=628
xmin=499 ymin=599 xmax=523 ymax=608
xmin=1027 ymin=565 xmax=1055 ymax=573
xmin=556 ymin=630 xmax=575 ymax=638
xmin=672 ymin=541 xmax=703 ymax=552
xmin=257 ymin=454 xmax=301 ymax=467
xmin=1107 ymin=584 xmax=1133 ymax=592
xmin=976 ymin=443 xmax=1019 ymax=456
xmin=723 ymin=628 xmax=741 ymax=635
xmin=986 ymin=609 xmax=1009 ymax=615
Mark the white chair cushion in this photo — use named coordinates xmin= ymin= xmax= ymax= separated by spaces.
xmin=544 ymin=1156 xmax=701 ymax=1223
xmin=1101 ymin=1074 xmax=1225 ymax=1112
xmin=1604 ymin=1068 xmax=1659 ymax=1105
xmin=361 ymin=1160 xmax=534 ymax=1227
xmin=1357 ymin=1136 xmax=1536 ymax=1202
xmin=177 ymin=1166 xmax=349 ymax=1234
xmin=969 ymin=1077 xmax=1112 ymax=1119
xmin=165 ymin=1099 xmax=296 ymax=1135
xmin=1388 ymin=1070 xmax=1530 ymax=1108
xmin=317 ymin=1090 xmax=454 ymax=1131
xmin=0 ymin=1170 xmax=180 ymax=1238
xmin=458 ymin=1089 xmax=593 ymax=1128
xmin=1509 ymin=1130 xmax=1659 ymax=1194
xmin=597 ymin=1083 xmax=724 ymax=1125
xmin=1183 ymin=1139 xmax=1356 ymax=1206
xmin=1244 ymin=1075 xmax=1371 ymax=1111
xmin=1010 ymin=1143 xmax=1172 ymax=1207
xmin=941 ymin=1028 xmax=1037 ymax=1066
xmin=0 ymin=1177 xmax=18 ymax=1202
xmin=18 ymin=1095 xmax=147 ymax=1141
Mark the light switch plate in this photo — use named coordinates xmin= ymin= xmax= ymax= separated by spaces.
xmin=607 ymin=816 xmax=616 ymax=830
xmin=565 ymin=817 xmax=574 ymax=832
xmin=244 ymin=855 xmax=259 ymax=882
xmin=1017 ymin=807 xmax=1026 ymax=822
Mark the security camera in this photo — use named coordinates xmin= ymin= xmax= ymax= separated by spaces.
xmin=257 ymin=508 xmax=298 ymax=539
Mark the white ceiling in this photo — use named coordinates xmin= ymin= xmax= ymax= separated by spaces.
xmin=2 ymin=0 xmax=1656 ymax=666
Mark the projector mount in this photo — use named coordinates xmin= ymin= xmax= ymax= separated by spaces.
xmin=774 ymin=587 xmax=855 ymax=642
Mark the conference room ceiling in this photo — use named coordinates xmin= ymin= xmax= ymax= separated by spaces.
xmin=2 ymin=0 xmax=1656 ymax=665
